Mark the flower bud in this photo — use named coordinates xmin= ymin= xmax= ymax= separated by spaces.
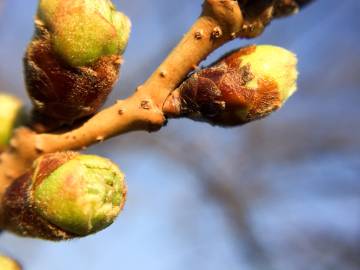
xmin=38 ymin=0 xmax=131 ymax=67
xmin=2 ymin=152 xmax=126 ymax=240
xmin=0 ymin=255 xmax=21 ymax=270
xmin=0 ymin=94 xmax=23 ymax=150
xmin=165 ymin=45 xmax=297 ymax=126
xmin=24 ymin=0 xmax=131 ymax=124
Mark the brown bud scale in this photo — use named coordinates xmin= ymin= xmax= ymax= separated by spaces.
xmin=24 ymin=26 xmax=121 ymax=125
xmin=173 ymin=45 xmax=282 ymax=126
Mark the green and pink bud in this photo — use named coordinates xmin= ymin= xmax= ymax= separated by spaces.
xmin=2 ymin=152 xmax=126 ymax=240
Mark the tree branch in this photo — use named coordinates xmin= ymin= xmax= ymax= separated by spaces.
xmin=0 ymin=0 xmax=243 ymax=229
xmin=0 ymin=0 xmax=314 ymax=236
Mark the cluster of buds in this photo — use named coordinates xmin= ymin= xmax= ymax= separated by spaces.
xmin=164 ymin=45 xmax=298 ymax=126
xmin=1 ymin=0 xmax=306 ymax=245
xmin=24 ymin=0 xmax=131 ymax=126
xmin=2 ymin=152 xmax=127 ymax=240
xmin=0 ymin=94 xmax=23 ymax=151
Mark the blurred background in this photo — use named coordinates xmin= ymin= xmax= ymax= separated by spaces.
xmin=0 ymin=0 xmax=359 ymax=269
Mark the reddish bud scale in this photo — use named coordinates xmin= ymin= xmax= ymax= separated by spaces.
xmin=171 ymin=45 xmax=286 ymax=126
xmin=24 ymin=25 xmax=121 ymax=125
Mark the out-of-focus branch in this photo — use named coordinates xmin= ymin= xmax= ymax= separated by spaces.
xmin=143 ymin=135 xmax=273 ymax=269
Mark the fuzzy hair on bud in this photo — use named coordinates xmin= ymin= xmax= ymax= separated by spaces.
xmin=2 ymin=152 xmax=127 ymax=240
xmin=24 ymin=0 xmax=131 ymax=125
xmin=165 ymin=45 xmax=298 ymax=126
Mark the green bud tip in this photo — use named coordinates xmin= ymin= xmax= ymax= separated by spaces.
xmin=37 ymin=0 xmax=131 ymax=67
xmin=235 ymin=44 xmax=298 ymax=102
xmin=32 ymin=152 xmax=127 ymax=236
xmin=0 ymin=94 xmax=23 ymax=148
xmin=0 ymin=255 xmax=21 ymax=270
xmin=218 ymin=44 xmax=298 ymax=124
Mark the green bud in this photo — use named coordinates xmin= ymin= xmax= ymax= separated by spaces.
xmin=3 ymin=152 xmax=127 ymax=240
xmin=38 ymin=0 xmax=131 ymax=67
xmin=0 ymin=255 xmax=21 ymax=270
xmin=33 ymin=153 xmax=126 ymax=236
xmin=0 ymin=94 xmax=23 ymax=149
xmin=24 ymin=0 xmax=131 ymax=124
xmin=165 ymin=45 xmax=298 ymax=126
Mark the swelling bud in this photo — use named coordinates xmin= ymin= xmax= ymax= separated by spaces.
xmin=24 ymin=0 xmax=131 ymax=125
xmin=165 ymin=45 xmax=298 ymax=126
xmin=2 ymin=152 xmax=127 ymax=240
